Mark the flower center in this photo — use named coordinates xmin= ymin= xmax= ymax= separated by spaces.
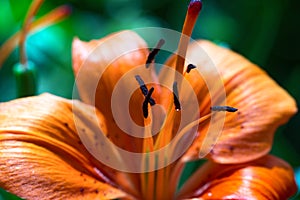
xmin=133 ymin=1 xmax=239 ymax=199
xmin=139 ymin=0 xmax=204 ymax=121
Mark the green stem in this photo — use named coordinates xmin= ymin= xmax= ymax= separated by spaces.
xmin=13 ymin=61 xmax=37 ymax=98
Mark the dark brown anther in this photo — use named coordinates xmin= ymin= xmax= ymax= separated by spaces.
xmin=211 ymin=106 xmax=238 ymax=112
xmin=143 ymin=87 xmax=155 ymax=118
xmin=135 ymin=75 xmax=155 ymax=106
xmin=146 ymin=39 xmax=165 ymax=68
xmin=135 ymin=75 xmax=148 ymax=96
xmin=173 ymin=82 xmax=181 ymax=111
xmin=186 ymin=64 xmax=196 ymax=73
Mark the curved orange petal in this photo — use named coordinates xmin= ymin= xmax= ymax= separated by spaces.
xmin=72 ymin=30 xmax=154 ymax=153
xmin=72 ymin=30 xmax=149 ymax=113
xmin=171 ymin=40 xmax=297 ymax=163
xmin=177 ymin=155 xmax=297 ymax=199
xmin=0 ymin=94 xmax=128 ymax=199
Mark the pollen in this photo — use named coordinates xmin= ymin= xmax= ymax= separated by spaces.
xmin=135 ymin=75 xmax=156 ymax=106
xmin=146 ymin=39 xmax=165 ymax=68
xmin=172 ymin=82 xmax=181 ymax=111
xmin=186 ymin=63 xmax=196 ymax=73
xmin=211 ymin=106 xmax=238 ymax=112
xmin=143 ymin=87 xmax=155 ymax=118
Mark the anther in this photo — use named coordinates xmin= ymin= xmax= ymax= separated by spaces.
xmin=211 ymin=106 xmax=238 ymax=112
xmin=146 ymin=39 xmax=165 ymax=68
xmin=135 ymin=75 xmax=156 ymax=106
xmin=135 ymin=75 xmax=148 ymax=96
xmin=186 ymin=64 xmax=196 ymax=73
xmin=173 ymin=82 xmax=181 ymax=111
xmin=143 ymin=87 xmax=155 ymax=118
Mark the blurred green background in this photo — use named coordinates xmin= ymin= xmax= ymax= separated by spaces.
xmin=0 ymin=0 xmax=299 ymax=199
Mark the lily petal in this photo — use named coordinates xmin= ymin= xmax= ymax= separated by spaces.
xmin=177 ymin=155 xmax=297 ymax=199
xmin=0 ymin=94 xmax=127 ymax=199
xmin=72 ymin=30 xmax=152 ymax=153
xmin=72 ymin=30 xmax=148 ymax=113
xmin=172 ymin=40 xmax=297 ymax=163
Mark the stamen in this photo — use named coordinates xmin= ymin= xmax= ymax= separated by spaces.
xmin=211 ymin=106 xmax=238 ymax=112
xmin=175 ymin=0 xmax=202 ymax=75
xmin=186 ymin=63 xmax=196 ymax=73
xmin=143 ymin=87 xmax=155 ymax=118
xmin=146 ymin=39 xmax=165 ymax=68
xmin=172 ymin=82 xmax=181 ymax=111
xmin=135 ymin=75 xmax=148 ymax=96
xmin=19 ymin=0 xmax=44 ymax=65
xmin=135 ymin=75 xmax=156 ymax=106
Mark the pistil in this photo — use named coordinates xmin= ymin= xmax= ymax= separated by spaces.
xmin=175 ymin=0 xmax=202 ymax=75
xmin=139 ymin=1 xmax=207 ymax=199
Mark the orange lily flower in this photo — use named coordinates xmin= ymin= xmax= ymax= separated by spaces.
xmin=0 ymin=0 xmax=297 ymax=199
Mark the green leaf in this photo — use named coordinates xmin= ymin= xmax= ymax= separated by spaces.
xmin=0 ymin=188 xmax=23 ymax=200
xmin=13 ymin=61 xmax=37 ymax=98
xmin=8 ymin=0 xmax=32 ymax=22
xmin=177 ymin=159 xmax=205 ymax=191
